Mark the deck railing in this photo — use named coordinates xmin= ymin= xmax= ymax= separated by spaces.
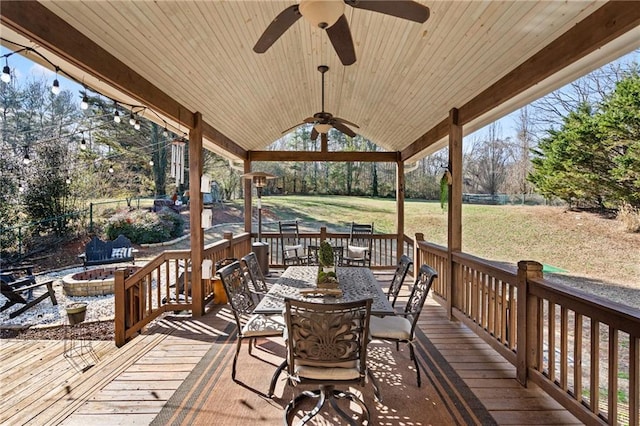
xmin=415 ymin=235 xmax=640 ymax=426
xmin=114 ymin=232 xmax=251 ymax=347
xmin=258 ymin=226 xmax=409 ymax=269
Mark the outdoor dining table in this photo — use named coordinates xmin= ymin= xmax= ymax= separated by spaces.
xmin=254 ymin=266 xmax=395 ymax=316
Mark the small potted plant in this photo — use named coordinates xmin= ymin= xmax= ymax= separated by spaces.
xmin=317 ymin=241 xmax=338 ymax=288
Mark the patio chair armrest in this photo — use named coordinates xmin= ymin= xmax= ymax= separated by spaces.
xmin=10 ymin=279 xmax=55 ymax=292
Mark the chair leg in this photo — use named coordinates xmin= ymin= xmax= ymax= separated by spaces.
xmin=330 ymin=389 xmax=369 ymax=425
xmin=367 ymin=368 xmax=382 ymax=402
xmin=284 ymin=386 xmax=369 ymax=426
xmin=269 ymin=360 xmax=287 ymax=397
xmin=232 ymin=336 xmax=242 ymax=381
xmin=284 ymin=389 xmax=324 ymax=425
xmin=408 ymin=342 xmax=421 ymax=387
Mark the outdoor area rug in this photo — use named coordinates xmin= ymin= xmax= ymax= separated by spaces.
xmin=151 ymin=318 xmax=496 ymax=425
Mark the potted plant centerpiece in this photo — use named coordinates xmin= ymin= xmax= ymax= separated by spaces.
xmin=317 ymin=241 xmax=338 ymax=289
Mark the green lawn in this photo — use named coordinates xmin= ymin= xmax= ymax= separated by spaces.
xmin=237 ymin=195 xmax=639 ymax=287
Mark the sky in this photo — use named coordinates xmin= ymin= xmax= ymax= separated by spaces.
xmin=2 ymin=45 xmax=638 ymax=148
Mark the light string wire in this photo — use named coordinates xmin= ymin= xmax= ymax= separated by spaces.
xmin=1 ymin=37 xmax=189 ymax=138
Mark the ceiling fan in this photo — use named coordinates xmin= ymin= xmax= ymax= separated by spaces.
xmin=254 ymin=0 xmax=430 ymax=66
xmin=282 ymin=65 xmax=359 ymax=141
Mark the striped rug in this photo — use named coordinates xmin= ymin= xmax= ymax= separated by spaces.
xmin=151 ymin=318 xmax=496 ymax=425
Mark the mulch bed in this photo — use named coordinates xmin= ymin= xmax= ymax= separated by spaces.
xmin=0 ymin=320 xmax=114 ymax=340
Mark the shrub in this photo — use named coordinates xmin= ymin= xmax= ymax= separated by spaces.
xmin=617 ymin=203 xmax=640 ymax=233
xmin=105 ymin=208 xmax=185 ymax=243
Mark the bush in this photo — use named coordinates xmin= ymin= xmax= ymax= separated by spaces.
xmin=618 ymin=203 xmax=640 ymax=233
xmin=105 ymin=208 xmax=185 ymax=244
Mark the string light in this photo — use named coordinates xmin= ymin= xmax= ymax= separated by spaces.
xmin=65 ymin=176 xmax=71 ymax=184
xmin=108 ymin=165 xmax=114 ymax=174
xmin=23 ymin=151 xmax=30 ymax=165
xmin=1 ymin=58 xmax=10 ymax=83
xmin=51 ymin=67 xmax=60 ymax=95
xmin=80 ymin=92 xmax=89 ymax=110
xmin=2 ymin=39 xmax=190 ymax=141
xmin=134 ymin=119 xmax=140 ymax=130
xmin=18 ymin=182 xmax=24 ymax=192
xmin=149 ymin=159 xmax=154 ymax=166
xmin=80 ymin=134 xmax=87 ymax=150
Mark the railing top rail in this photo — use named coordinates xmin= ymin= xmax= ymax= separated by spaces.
xmin=529 ymin=276 xmax=640 ymax=335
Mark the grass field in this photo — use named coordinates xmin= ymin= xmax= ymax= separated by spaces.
xmin=248 ymin=195 xmax=639 ymax=289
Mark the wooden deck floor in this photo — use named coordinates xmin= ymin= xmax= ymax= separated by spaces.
xmin=0 ymin=271 xmax=581 ymax=425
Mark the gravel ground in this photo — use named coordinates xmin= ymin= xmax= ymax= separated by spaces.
xmin=1 ymin=266 xmax=120 ymax=340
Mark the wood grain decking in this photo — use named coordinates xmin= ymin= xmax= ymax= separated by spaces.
xmin=0 ymin=271 xmax=581 ymax=425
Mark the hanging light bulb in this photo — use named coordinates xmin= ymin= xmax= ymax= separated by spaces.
xmin=65 ymin=176 xmax=71 ymax=184
xmin=80 ymin=135 xmax=87 ymax=150
xmin=134 ymin=119 xmax=140 ymax=130
xmin=129 ymin=111 xmax=136 ymax=126
xmin=80 ymin=92 xmax=89 ymax=110
xmin=51 ymin=78 xmax=60 ymax=95
xmin=149 ymin=159 xmax=154 ymax=166
xmin=23 ymin=152 xmax=30 ymax=165
xmin=162 ymin=126 xmax=169 ymax=137
xmin=18 ymin=182 xmax=24 ymax=192
xmin=1 ymin=58 xmax=10 ymax=83
xmin=108 ymin=165 xmax=114 ymax=174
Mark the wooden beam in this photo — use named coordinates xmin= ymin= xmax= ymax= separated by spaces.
xmin=244 ymin=161 xmax=252 ymax=235
xmin=249 ymin=151 xmax=399 ymax=163
xmin=189 ymin=113 xmax=204 ymax=317
xmin=401 ymin=1 xmax=640 ymax=161
xmin=1 ymin=1 xmax=246 ymax=160
xmin=447 ymin=108 xmax=462 ymax=320
xmin=401 ymin=118 xmax=449 ymax=162
xmin=459 ymin=1 xmax=640 ymax=126
xmin=201 ymin=122 xmax=246 ymax=160
xmin=396 ymin=159 xmax=405 ymax=264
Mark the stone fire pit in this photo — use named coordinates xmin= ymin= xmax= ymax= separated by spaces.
xmin=62 ymin=266 xmax=140 ymax=297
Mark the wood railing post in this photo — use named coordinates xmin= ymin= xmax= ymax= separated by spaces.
xmin=114 ymin=269 xmax=126 ymax=347
xmin=320 ymin=226 xmax=327 ymax=243
xmin=516 ymin=260 xmax=543 ymax=386
xmin=224 ymin=232 xmax=234 ymax=258
xmin=414 ymin=233 xmax=424 ymax=272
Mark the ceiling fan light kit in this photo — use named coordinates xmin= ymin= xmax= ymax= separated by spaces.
xmin=299 ymin=0 xmax=345 ymax=29
xmin=314 ymin=123 xmax=332 ymax=133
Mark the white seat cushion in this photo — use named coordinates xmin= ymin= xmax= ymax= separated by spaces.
xmin=347 ymin=246 xmax=368 ymax=259
xmin=242 ymin=314 xmax=285 ymax=337
xmin=369 ymin=315 xmax=411 ymax=340
xmin=295 ymin=363 xmax=361 ymax=381
xmin=284 ymin=245 xmax=303 ymax=256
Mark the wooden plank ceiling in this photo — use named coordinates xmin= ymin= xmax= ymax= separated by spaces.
xmin=2 ymin=1 xmax=639 ymax=161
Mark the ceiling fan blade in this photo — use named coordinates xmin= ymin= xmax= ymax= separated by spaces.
xmin=334 ymin=116 xmax=360 ymax=129
xmin=347 ymin=1 xmax=430 ymax=23
xmin=326 ymin=15 xmax=356 ymax=66
xmin=332 ymin=121 xmax=357 ymax=137
xmin=303 ymin=116 xmax=316 ymax=123
xmin=281 ymin=122 xmax=306 ymax=134
xmin=310 ymin=128 xmax=319 ymax=141
xmin=253 ymin=5 xmax=302 ymax=53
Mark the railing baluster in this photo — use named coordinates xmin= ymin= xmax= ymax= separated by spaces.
xmin=574 ymin=313 xmax=583 ymax=402
xmin=608 ymin=327 xmax=618 ymax=424
xmin=591 ymin=320 xmax=600 ymax=415
xmin=548 ymin=302 xmax=556 ymax=383
xmin=560 ymin=306 xmax=568 ymax=391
